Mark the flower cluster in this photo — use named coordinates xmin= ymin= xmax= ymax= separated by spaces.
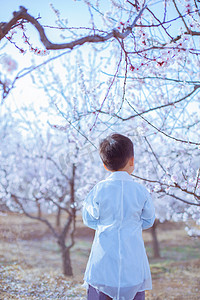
xmin=0 ymin=55 xmax=18 ymax=73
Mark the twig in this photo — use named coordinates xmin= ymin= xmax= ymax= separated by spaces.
xmin=125 ymin=96 xmax=200 ymax=146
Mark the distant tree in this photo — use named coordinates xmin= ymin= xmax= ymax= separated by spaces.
xmin=0 ymin=106 xmax=102 ymax=276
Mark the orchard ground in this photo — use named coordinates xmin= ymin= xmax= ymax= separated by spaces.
xmin=0 ymin=213 xmax=200 ymax=300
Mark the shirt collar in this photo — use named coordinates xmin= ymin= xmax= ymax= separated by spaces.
xmin=106 ymin=171 xmax=133 ymax=181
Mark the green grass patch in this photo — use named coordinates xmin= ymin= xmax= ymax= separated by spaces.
xmin=161 ymin=243 xmax=200 ymax=261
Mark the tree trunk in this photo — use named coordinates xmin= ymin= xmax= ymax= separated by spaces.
xmin=36 ymin=202 xmax=41 ymax=219
xmin=151 ymin=219 xmax=160 ymax=258
xmin=57 ymin=163 xmax=77 ymax=276
xmin=56 ymin=207 xmax=61 ymax=228
xmin=70 ymin=163 xmax=76 ymax=243
xmin=60 ymin=243 xmax=73 ymax=276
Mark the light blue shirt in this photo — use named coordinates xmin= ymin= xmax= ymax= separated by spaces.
xmin=82 ymin=171 xmax=155 ymax=300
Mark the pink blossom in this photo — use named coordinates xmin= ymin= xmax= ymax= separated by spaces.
xmin=171 ymin=175 xmax=178 ymax=183
xmin=0 ymin=55 xmax=18 ymax=73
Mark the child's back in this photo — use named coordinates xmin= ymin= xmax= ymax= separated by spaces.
xmin=82 ymin=134 xmax=155 ymax=300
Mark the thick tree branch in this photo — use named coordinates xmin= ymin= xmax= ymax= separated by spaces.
xmin=0 ymin=6 xmax=146 ymax=50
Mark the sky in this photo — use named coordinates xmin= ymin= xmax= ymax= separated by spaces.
xmin=0 ymin=0 xmax=91 ymax=26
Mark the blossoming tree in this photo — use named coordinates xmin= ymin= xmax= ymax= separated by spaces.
xmin=0 ymin=0 xmax=200 ymax=258
xmin=0 ymin=104 xmax=104 ymax=276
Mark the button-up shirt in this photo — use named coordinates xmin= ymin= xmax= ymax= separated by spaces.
xmin=82 ymin=171 xmax=155 ymax=300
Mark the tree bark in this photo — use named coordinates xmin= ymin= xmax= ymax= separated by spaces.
xmin=56 ymin=207 xmax=61 ymax=228
xmin=0 ymin=6 xmax=146 ymax=49
xmin=60 ymin=243 xmax=73 ymax=276
xmin=151 ymin=219 xmax=160 ymax=258
xmin=36 ymin=201 xmax=41 ymax=219
xmin=56 ymin=164 xmax=77 ymax=276
xmin=70 ymin=164 xmax=76 ymax=244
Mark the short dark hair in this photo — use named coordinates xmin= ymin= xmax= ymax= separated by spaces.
xmin=99 ymin=133 xmax=134 ymax=171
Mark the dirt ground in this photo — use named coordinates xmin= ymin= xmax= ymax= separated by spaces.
xmin=0 ymin=213 xmax=200 ymax=299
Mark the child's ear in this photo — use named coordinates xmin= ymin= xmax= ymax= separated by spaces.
xmin=130 ymin=157 xmax=134 ymax=166
xmin=103 ymin=164 xmax=110 ymax=171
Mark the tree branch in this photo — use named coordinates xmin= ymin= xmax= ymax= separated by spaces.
xmin=85 ymin=85 xmax=200 ymax=123
xmin=165 ymin=193 xmax=200 ymax=206
xmin=131 ymin=174 xmax=200 ymax=206
xmin=10 ymin=193 xmax=59 ymax=238
xmin=0 ymin=6 xmax=146 ymax=50
xmin=124 ymin=95 xmax=200 ymax=146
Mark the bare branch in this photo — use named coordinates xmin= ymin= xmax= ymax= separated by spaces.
xmin=124 ymin=95 xmax=200 ymax=146
xmin=146 ymin=7 xmax=173 ymax=40
xmin=90 ymin=49 xmax=123 ymax=130
xmin=131 ymin=175 xmax=200 ymax=206
xmin=0 ymin=79 xmax=10 ymax=101
xmin=45 ymin=196 xmax=71 ymax=215
xmin=194 ymin=168 xmax=200 ymax=194
xmin=123 ymin=86 xmax=200 ymax=121
xmin=165 ymin=193 xmax=200 ymax=206
xmin=10 ymin=193 xmax=59 ymax=238
xmin=84 ymin=85 xmax=200 ymax=124
xmin=144 ymin=137 xmax=167 ymax=174
xmin=172 ymin=0 xmax=190 ymax=33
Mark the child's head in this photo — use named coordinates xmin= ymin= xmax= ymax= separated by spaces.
xmin=99 ymin=133 xmax=134 ymax=173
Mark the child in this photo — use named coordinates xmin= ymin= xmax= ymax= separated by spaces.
xmin=82 ymin=133 xmax=155 ymax=300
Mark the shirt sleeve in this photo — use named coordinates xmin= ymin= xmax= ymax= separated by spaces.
xmin=82 ymin=185 xmax=100 ymax=230
xmin=141 ymin=188 xmax=155 ymax=230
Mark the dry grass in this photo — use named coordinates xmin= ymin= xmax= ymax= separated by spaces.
xmin=0 ymin=213 xmax=200 ymax=299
